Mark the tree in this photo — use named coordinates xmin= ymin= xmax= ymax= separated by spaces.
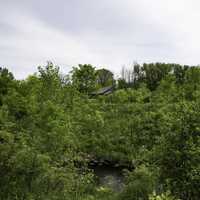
xmin=96 ymin=68 xmax=114 ymax=87
xmin=71 ymin=64 xmax=97 ymax=94
xmin=152 ymin=101 xmax=200 ymax=200
xmin=142 ymin=63 xmax=172 ymax=90
xmin=118 ymin=63 xmax=144 ymax=89
xmin=173 ymin=64 xmax=188 ymax=85
xmin=0 ymin=67 xmax=14 ymax=105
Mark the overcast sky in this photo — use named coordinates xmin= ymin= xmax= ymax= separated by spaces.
xmin=1 ymin=0 xmax=200 ymax=79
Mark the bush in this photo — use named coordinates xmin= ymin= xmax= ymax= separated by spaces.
xmin=119 ymin=165 xmax=156 ymax=200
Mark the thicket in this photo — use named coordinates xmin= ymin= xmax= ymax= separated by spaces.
xmin=0 ymin=62 xmax=199 ymax=200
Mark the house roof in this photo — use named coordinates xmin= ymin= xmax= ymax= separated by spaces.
xmin=91 ymin=85 xmax=114 ymax=95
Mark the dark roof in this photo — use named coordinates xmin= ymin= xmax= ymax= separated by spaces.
xmin=91 ymin=85 xmax=114 ymax=95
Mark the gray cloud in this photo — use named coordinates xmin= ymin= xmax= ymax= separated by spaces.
xmin=0 ymin=0 xmax=200 ymax=79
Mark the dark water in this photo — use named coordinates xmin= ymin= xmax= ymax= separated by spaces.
xmin=91 ymin=165 xmax=125 ymax=192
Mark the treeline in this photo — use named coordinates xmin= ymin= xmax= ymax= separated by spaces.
xmin=0 ymin=62 xmax=200 ymax=200
xmin=69 ymin=62 xmax=196 ymax=92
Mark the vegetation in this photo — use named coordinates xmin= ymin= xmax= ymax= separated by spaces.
xmin=0 ymin=62 xmax=199 ymax=200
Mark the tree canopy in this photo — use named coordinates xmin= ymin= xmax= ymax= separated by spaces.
xmin=0 ymin=62 xmax=199 ymax=200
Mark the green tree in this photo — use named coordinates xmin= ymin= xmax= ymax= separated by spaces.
xmin=173 ymin=64 xmax=188 ymax=85
xmin=0 ymin=67 xmax=14 ymax=105
xmin=96 ymin=68 xmax=114 ymax=87
xmin=142 ymin=63 xmax=172 ymax=90
xmin=71 ymin=64 xmax=97 ymax=94
xmin=151 ymin=102 xmax=200 ymax=200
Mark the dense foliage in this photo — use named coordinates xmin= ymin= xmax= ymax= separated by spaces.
xmin=0 ymin=62 xmax=199 ymax=200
